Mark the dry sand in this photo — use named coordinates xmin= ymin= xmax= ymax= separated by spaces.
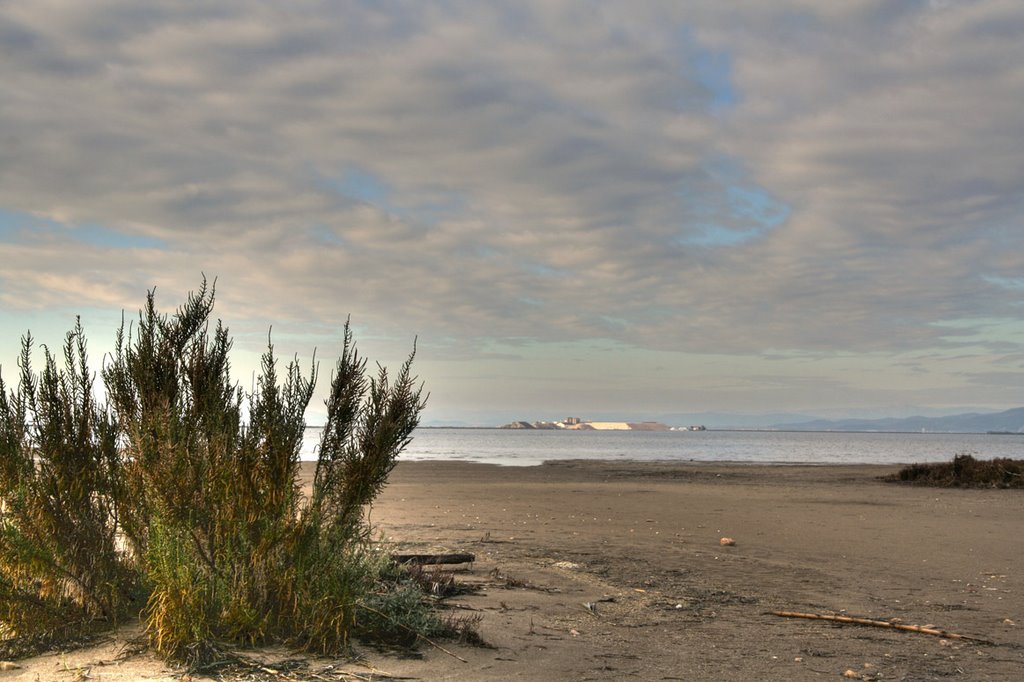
xmin=4 ymin=460 xmax=1022 ymax=680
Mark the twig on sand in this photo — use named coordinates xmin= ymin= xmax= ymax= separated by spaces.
xmin=767 ymin=610 xmax=994 ymax=645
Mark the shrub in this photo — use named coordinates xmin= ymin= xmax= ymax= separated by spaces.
xmin=0 ymin=280 xmax=426 ymax=664
xmin=887 ymin=453 xmax=1024 ymax=489
xmin=355 ymin=581 xmax=444 ymax=648
xmin=0 ymin=322 xmax=137 ymax=639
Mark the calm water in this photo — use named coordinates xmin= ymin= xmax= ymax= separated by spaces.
xmin=301 ymin=427 xmax=1023 ymax=467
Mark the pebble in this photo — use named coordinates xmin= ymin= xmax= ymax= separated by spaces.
xmin=719 ymin=537 xmax=736 ymax=546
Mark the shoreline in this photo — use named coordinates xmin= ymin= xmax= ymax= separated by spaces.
xmin=387 ymin=430 xmax=1024 ymax=469
xmin=415 ymin=425 xmax=1024 ymax=435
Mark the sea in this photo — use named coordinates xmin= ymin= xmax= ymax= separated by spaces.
xmin=300 ymin=427 xmax=1024 ymax=467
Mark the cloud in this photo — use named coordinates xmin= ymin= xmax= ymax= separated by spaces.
xmin=1 ymin=0 xmax=1023 ymax=372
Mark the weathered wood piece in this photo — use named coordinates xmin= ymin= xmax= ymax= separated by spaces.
xmin=391 ymin=552 xmax=476 ymax=565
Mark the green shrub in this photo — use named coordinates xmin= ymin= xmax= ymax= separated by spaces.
xmin=0 ymin=280 xmax=426 ymax=663
xmin=0 ymin=322 xmax=137 ymax=639
xmin=355 ymin=581 xmax=444 ymax=648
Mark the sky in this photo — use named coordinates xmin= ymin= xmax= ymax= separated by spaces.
xmin=1 ymin=0 xmax=1023 ymax=426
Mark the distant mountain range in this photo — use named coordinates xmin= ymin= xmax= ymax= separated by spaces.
xmin=772 ymin=407 xmax=1024 ymax=433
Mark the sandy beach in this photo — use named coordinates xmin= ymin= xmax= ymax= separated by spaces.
xmin=369 ymin=460 xmax=1024 ymax=680
xmin=5 ymin=460 xmax=1022 ymax=681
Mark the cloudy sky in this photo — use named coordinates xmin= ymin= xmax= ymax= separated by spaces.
xmin=2 ymin=0 xmax=1023 ymax=425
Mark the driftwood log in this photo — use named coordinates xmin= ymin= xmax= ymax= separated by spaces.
xmin=391 ymin=552 xmax=476 ymax=565
xmin=767 ymin=610 xmax=993 ymax=644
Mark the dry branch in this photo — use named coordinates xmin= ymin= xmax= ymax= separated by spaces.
xmin=767 ymin=610 xmax=993 ymax=644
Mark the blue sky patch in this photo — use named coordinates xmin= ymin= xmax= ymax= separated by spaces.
xmin=690 ymin=46 xmax=737 ymax=114
xmin=675 ymin=28 xmax=739 ymax=116
xmin=0 ymin=208 xmax=163 ymax=249
xmin=524 ymin=262 xmax=567 ymax=278
xmin=675 ymin=157 xmax=791 ymax=247
xmin=984 ymin=275 xmax=1024 ymax=290
xmin=682 ymin=222 xmax=761 ymax=247
xmin=318 ymin=167 xmax=465 ymax=225
xmin=339 ymin=168 xmax=392 ymax=206
xmin=311 ymin=224 xmax=347 ymax=246
xmin=727 ymin=185 xmax=791 ymax=229
xmin=72 ymin=223 xmax=165 ymax=249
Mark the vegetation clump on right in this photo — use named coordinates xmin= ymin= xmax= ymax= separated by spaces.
xmin=887 ymin=453 xmax=1024 ymax=489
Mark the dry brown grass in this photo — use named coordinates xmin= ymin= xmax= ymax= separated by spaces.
xmin=886 ymin=453 xmax=1024 ymax=488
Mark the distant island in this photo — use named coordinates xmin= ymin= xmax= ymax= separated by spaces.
xmin=499 ymin=417 xmax=705 ymax=432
